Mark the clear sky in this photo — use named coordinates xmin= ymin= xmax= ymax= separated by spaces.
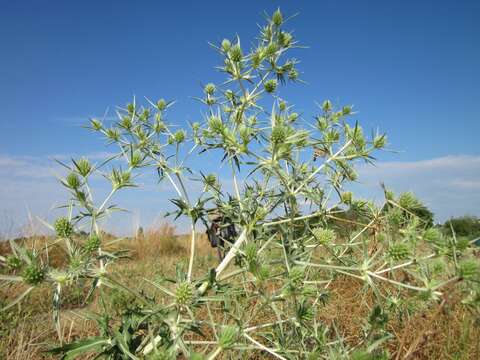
xmin=0 ymin=1 xmax=479 ymax=235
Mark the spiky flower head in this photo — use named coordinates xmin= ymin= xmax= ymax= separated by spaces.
xmin=288 ymin=68 xmax=299 ymax=81
xmin=264 ymin=79 xmax=278 ymax=93
xmin=384 ymin=188 xmax=395 ymax=201
xmin=54 ymin=217 xmax=74 ymax=238
xmin=218 ymin=326 xmax=238 ymax=349
xmin=229 ymin=44 xmax=243 ymax=62
xmin=312 ymin=228 xmax=336 ymax=245
xmin=68 ymin=254 xmax=85 ymax=275
xmin=270 ymin=125 xmax=287 ymax=144
xmin=129 ymin=151 xmax=143 ymax=168
xmin=342 ymin=105 xmax=352 ymax=115
xmin=6 ymin=255 xmax=22 ymax=270
xmin=221 ymin=39 xmax=231 ymax=52
xmin=251 ymin=47 xmax=264 ymax=68
xmin=459 ymin=259 xmax=479 ymax=280
xmin=256 ymin=265 xmax=270 ymax=281
xmin=49 ymin=269 xmax=70 ymax=285
xmin=66 ymin=172 xmax=81 ymax=189
xmin=157 ymin=99 xmax=167 ymax=111
xmin=154 ymin=117 xmax=165 ymax=133
xmin=423 ymin=228 xmax=442 ymax=243
xmin=429 ymin=258 xmax=446 ymax=275
xmin=174 ymin=130 xmax=186 ymax=143
xmin=106 ymin=127 xmax=120 ymax=142
xmin=204 ymin=83 xmax=216 ymax=95
xmin=110 ymin=168 xmax=132 ymax=189
xmin=373 ymin=134 xmax=387 ymax=149
xmin=265 ymin=42 xmax=278 ymax=58
xmin=279 ymin=31 xmax=293 ymax=48
xmin=203 ymin=173 xmax=218 ymax=191
xmin=84 ymin=234 xmax=101 ymax=252
xmin=191 ymin=122 xmax=200 ymax=132
xmin=126 ymin=102 xmax=135 ymax=114
xmin=398 ymin=192 xmax=421 ymax=211
xmin=208 ymin=116 xmax=224 ymax=134
xmin=288 ymin=266 xmax=305 ymax=288
xmin=244 ymin=242 xmax=258 ymax=272
xmin=324 ymin=129 xmax=340 ymax=143
xmin=22 ymin=263 xmax=45 ymax=286
xmin=272 ymin=8 xmax=283 ymax=26
xmin=386 ymin=208 xmax=404 ymax=227
xmin=322 ymin=100 xmax=332 ymax=112
xmin=90 ymin=118 xmax=103 ymax=131
xmin=288 ymin=112 xmax=299 ymax=122
xmin=341 ymin=191 xmax=353 ymax=204
xmin=387 ymin=243 xmax=411 ymax=261
xmin=176 ymin=282 xmax=194 ymax=306
xmin=75 ymin=158 xmax=92 ymax=177
xmin=296 ymin=300 xmax=314 ymax=322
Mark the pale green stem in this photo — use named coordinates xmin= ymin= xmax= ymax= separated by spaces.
xmin=217 ymin=268 xmax=247 ymax=282
xmin=215 ymin=229 xmax=247 ymax=279
xmin=244 ymin=318 xmax=295 ymax=332
xmin=165 ymin=172 xmax=184 ymax=199
xmin=187 ymin=223 xmax=196 ymax=282
xmin=294 ymin=260 xmax=360 ymax=272
xmin=374 ymin=253 xmax=435 ymax=275
xmin=263 ymin=211 xmax=323 ymax=227
xmin=185 ymin=340 xmax=217 ymax=345
xmin=97 ymin=188 xmax=116 ymax=214
xmin=432 ymin=276 xmax=461 ymax=291
xmin=293 ymin=139 xmax=352 ymax=195
xmin=366 ymin=271 xmax=439 ymax=294
xmin=207 ymin=347 xmax=222 ymax=360
xmin=175 ymin=172 xmax=191 ymax=204
xmin=230 ymin=161 xmax=243 ymax=209
xmin=243 ymin=333 xmax=287 ymax=360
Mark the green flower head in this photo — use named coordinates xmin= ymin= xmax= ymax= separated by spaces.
xmin=176 ymin=282 xmax=194 ymax=306
xmin=22 ymin=263 xmax=45 ymax=286
xmin=272 ymin=8 xmax=283 ymax=26
xmin=264 ymin=79 xmax=278 ymax=93
xmin=229 ymin=44 xmax=243 ymax=62
xmin=312 ymin=228 xmax=336 ymax=245
xmin=54 ymin=217 xmax=74 ymax=238
xmin=84 ymin=234 xmax=101 ymax=252
xmin=387 ymin=243 xmax=411 ymax=261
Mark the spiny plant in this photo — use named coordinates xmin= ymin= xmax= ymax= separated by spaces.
xmin=1 ymin=9 xmax=479 ymax=359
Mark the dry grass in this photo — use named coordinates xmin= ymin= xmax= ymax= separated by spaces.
xmin=1 ymin=228 xmax=479 ymax=359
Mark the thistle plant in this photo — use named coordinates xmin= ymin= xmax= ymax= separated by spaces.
xmin=1 ymin=9 xmax=479 ymax=359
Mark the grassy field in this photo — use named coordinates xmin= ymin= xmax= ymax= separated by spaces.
xmin=1 ymin=224 xmax=479 ymax=359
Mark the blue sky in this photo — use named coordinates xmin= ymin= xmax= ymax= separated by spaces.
xmin=0 ymin=1 xmax=479 ymax=235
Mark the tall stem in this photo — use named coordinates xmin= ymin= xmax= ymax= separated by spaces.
xmin=187 ymin=222 xmax=196 ymax=282
xmin=293 ymin=139 xmax=352 ymax=195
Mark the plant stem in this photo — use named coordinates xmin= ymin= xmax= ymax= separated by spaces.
xmin=187 ymin=222 xmax=196 ymax=282
xmin=215 ymin=229 xmax=247 ymax=279
xmin=243 ymin=333 xmax=287 ymax=360
xmin=293 ymin=139 xmax=352 ymax=195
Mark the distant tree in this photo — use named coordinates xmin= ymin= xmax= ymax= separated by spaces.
xmin=443 ymin=215 xmax=480 ymax=239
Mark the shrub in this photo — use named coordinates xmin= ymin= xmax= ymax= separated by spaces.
xmin=444 ymin=215 xmax=480 ymax=239
xmin=1 ymin=8 xmax=479 ymax=360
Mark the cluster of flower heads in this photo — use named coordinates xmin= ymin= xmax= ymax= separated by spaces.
xmin=1 ymin=9 xmax=479 ymax=360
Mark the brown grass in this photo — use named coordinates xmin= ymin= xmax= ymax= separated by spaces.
xmin=1 ymin=228 xmax=479 ymax=359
